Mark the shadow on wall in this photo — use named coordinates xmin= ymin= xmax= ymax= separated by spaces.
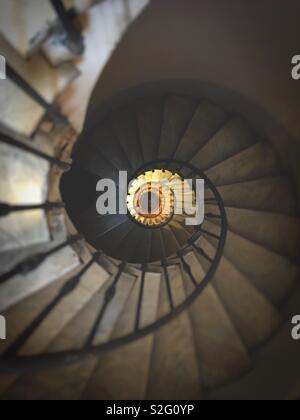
xmin=83 ymin=0 xmax=300 ymax=208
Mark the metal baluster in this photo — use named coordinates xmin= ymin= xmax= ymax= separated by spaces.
xmin=0 ymin=201 xmax=65 ymax=217
xmin=5 ymin=252 xmax=101 ymax=356
xmin=196 ymin=227 xmax=220 ymax=240
xmin=162 ymin=259 xmax=174 ymax=311
xmin=178 ymin=252 xmax=198 ymax=288
xmin=0 ymin=132 xmax=71 ymax=171
xmin=85 ymin=261 xmax=126 ymax=348
xmin=134 ymin=264 xmax=146 ymax=331
xmin=6 ymin=63 xmax=68 ymax=125
xmin=0 ymin=234 xmax=83 ymax=284
xmin=188 ymin=240 xmax=213 ymax=263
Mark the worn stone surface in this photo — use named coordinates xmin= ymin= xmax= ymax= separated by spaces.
xmin=196 ymin=237 xmax=282 ymax=348
xmin=205 ymin=176 xmax=297 ymax=216
xmin=206 ymin=205 xmax=300 ymax=261
xmin=82 ymin=271 xmax=160 ymax=400
xmin=186 ymin=282 xmax=251 ymax=389
xmin=204 ymin=221 xmax=300 ymax=304
xmin=146 ymin=265 xmax=202 ymax=400
xmin=191 ymin=118 xmax=257 ymax=171
xmin=205 ymin=142 xmax=281 ymax=187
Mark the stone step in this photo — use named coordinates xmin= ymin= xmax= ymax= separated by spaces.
xmin=0 ymin=271 xmax=115 ymax=400
xmin=185 ymin=280 xmax=251 ymax=389
xmin=0 ymin=261 xmax=109 ymax=397
xmin=203 ymin=221 xmax=299 ymax=304
xmin=205 ymin=205 xmax=300 ymax=261
xmin=190 ymin=117 xmax=257 ymax=172
xmin=174 ymin=100 xmax=228 ymax=162
xmin=158 ymin=95 xmax=198 ymax=159
xmin=195 ymin=236 xmax=282 ymax=348
xmin=205 ymin=177 xmax=297 ymax=216
xmin=205 ymin=142 xmax=281 ymax=187
xmin=146 ymin=264 xmax=202 ymax=399
xmin=110 ymin=106 xmax=144 ymax=171
xmin=82 ymin=271 xmax=161 ymax=400
xmin=0 ymin=244 xmax=80 ymax=313
xmin=136 ymin=97 xmax=164 ymax=162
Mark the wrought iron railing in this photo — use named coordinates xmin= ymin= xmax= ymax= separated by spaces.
xmin=0 ymin=132 xmax=71 ymax=171
xmin=5 ymin=0 xmax=86 ymax=128
xmin=0 ymin=149 xmax=227 ymax=373
xmin=6 ymin=64 xmax=68 ymax=126
xmin=0 ymin=6 xmax=227 ymax=372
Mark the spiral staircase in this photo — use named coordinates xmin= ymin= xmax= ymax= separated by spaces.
xmin=0 ymin=0 xmax=300 ymax=401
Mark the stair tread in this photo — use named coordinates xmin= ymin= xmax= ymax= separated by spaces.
xmin=136 ymin=97 xmax=164 ymax=162
xmin=110 ymin=106 xmax=143 ymax=171
xmin=114 ymin=224 xmax=149 ymax=263
xmin=169 ymin=220 xmax=193 ymax=246
xmin=0 ymin=263 xmax=109 ymax=359
xmin=0 ymin=245 xmax=80 ymax=314
xmin=146 ymin=265 xmax=202 ymax=399
xmin=88 ymin=271 xmax=136 ymax=346
xmin=195 ymin=236 xmax=282 ymax=348
xmin=0 ymin=275 xmax=114 ymax=400
xmin=205 ymin=176 xmax=297 ymax=215
xmin=183 ymin=269 xmax=251 ymax=389
xmin=78 ymin=207 xmax=128 ymax=243
xmin=161 ymin=225 xmax=180 ymax=258
xmin=0 ymin=35 xmax=79 ymax=136
xmin=174 ymin=100 xmax=228 ymax=161
xmin=82 ymin=271 xmax=160 ymax=400
xmin=95 ymin=219 xmax=134 ymax=256
xmin=20 ymin=264 xmax=110 ymax=356
xmin=74 ymin=143 xmax=120 ymax=184
xmin=190 ymin=117 xmax=257 ymax=172
xmin=205 ymin=142 xmax=281 ymax=186
xmin=61 ymin=166 xmax=100 ymax=222
xmin=82 ymin=336 xmax=154 ymax=400
xmin=132 ymin=229 xmax=152 ymax=264
xmin=158 ymin=95 xmax=198 ymax=158
xmin=88 ymin=122 xmax=132 ymax=173
xmin=203 ymin=221 xmax=299 ymax=303
xmin=150 ymin=230 xmax=164 ymax=263
xmin=206 ymin=205 xmax=300 ymax=261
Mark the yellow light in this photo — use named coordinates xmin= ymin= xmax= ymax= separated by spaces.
xmin=127 ymin=169 xmax=195 ymax=228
